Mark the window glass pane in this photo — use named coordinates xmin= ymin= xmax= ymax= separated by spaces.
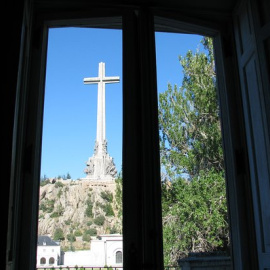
xmin=155 ymin=31 xmax=231 ymax=268
xmin=38 ymin=27 xmax=123 ymax=268
xmin=116 ymin=250 xmax=123 ymax=263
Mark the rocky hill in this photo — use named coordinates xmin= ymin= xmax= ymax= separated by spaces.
xmin=38 ymin=178 xmax=122 ymax=251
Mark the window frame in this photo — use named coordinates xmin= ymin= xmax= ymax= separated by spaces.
xmin=49 ymin=257 xmax=55 ymax=265
xmin=115 ymin=250 xmax=123 ymax=264
xmin=7 ymin=4 xmax=257 ymax=270
xmin=40 ymin=257 xmax=46 ymax=265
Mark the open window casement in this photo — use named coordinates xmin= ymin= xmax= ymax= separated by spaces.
xmin=7 ymin=1 xmax=270 ymax=269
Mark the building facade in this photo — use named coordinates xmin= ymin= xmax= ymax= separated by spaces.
xmin=64 ymin=234 xmax=123 ymax=268
xmin=36 ymin=236 xmax=61 ymax=267
xmin=90 ymin=234 xmax=123 ymax=267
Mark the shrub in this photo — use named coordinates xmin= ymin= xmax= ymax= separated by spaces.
xmin=50 ymin=212 xmax=60 ymax=218
xmin=82 ymin=233 xmax=91 ymax=242
xmin=40 ymin=199 xmax=55 ymax=213
xmin=39 ymin=202 xmax=47 ymax=212
xmin=103 ymin=203 xmax=114 ymax=216
xmin=87 ymin=221 xmax=92 ymax=226
xmin=85 ymin=199 xmax=93 ymax=217
xmin=55 ymin=181 xmax=64 ymax=188
xmin=85 ymin=228 xmax=97 ymax=236
xmin=57 ymin=189 xmax=63 ymax=198
xmin=50 ymin=204 xmax=64 ymax=218
xmin=65 ymin=219 xmax=72 ymax=225
xmin=40 ymin=179 xmax=50 ymax=186
xmin=74 ymin=230 xmax=82 ymax=236
xmin=110 ymin=226 xmax=118 ymax=234
xmin=53 ymin=228 xmax=65 ymax=241
xmin=100 ymin=191 xmax=113 ymax=202
xmin=94 ymin=215 xmax=105 ymax=226
xmin=67 ymin=233 xmax=76 ymax=242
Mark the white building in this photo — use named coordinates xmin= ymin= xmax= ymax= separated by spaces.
xmin=64 ymin=234 xmax=123 ymax=268
xmin=90 ymin=234 xmax=123 ymax=267
xmin=36 ymin=236 xmax=61 ymax=267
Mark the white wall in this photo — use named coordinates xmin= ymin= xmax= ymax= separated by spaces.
xmin=63 ymin=235 xmax=123 ymax=267
xmin=64 ymin=250 xmax=93 ymax=266
xmin=36 ymin=245 xmax=61 ymax=267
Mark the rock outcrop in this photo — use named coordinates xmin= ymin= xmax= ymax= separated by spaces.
xmin=38 ymin=178 xmax=122 ymax=250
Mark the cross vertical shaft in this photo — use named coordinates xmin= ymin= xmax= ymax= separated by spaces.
xmin=84 ymin=62 xmax=120 ymax=155
xmin=83 ymin=62 xmax=120 ymax=180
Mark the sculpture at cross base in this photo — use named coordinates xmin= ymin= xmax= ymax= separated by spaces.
xmin=83 ymin=62 xmax=119 ymax=181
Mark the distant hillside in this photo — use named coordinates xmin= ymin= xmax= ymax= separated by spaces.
xmin=38 ymin=178 xmax=122 ymax=251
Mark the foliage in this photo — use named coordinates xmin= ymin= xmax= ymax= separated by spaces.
xmin=98 ymin=202 xmax=115 ymax=216
xmin=87 ymin=221 xmax=92 ymax=226
xmin=85 ymin=199 xmax=93 ymax=218
xmin=110 ymin=226 xmax=118 ymax=234
xmin=57 ymin=189 xmax=63 ymax=198
xmin=84 ymin=228 xmax=97 ymax=236
xmin=67 ymin=233 xmax=76 ymax=242
xmin=74 ymin=229 xmax=82 ymax=236
xmin=50 ymin=204 xmax=64 ymax=218
xmin=40 ymin=174 xmax=49 ymax=182
xmin=159 ymin=37 xmax=223 ymax=180
xmin=162 ymin=170 xmax=229 ymax=264
xmin=65 ymin=219 xmax=72 ymax=225
xmin=57 ymin=173 xmax=71 ymax=180
xmin=82 ymin=233 xmax=91 ymax=242
xmin=55 ymin=181 xmax=64 ymax=188
xmin=115 ymin=172 xmax=123 ymax=218
xmin=94 ymin=215 xmax=105 ymax=226
xmin=40 ymin=178 xmax=50 ymax=186
xmin=53 ymin=228 xmax=65 ymax=241
xmin=159 ymin=37 xmax=229 ymax=265
xmin=100 ymin=190 xmax=113 ymax=202
xmin=40 ymin=199 xmax=55 ymax=213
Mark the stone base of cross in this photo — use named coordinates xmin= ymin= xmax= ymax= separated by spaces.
xmin=84 ymin=139 xmax=117 ymax=181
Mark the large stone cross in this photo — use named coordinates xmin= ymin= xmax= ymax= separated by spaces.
xmin=84 ymin=62 xmax=120 ymax=153
xmin=83 ymin=62 xmax=119 ymax=180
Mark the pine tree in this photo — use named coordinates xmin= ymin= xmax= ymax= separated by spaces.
xmin=159 ymin=37 xmax=229 ymax=265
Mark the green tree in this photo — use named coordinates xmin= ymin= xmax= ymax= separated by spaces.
xmin=100 ymin=190 xmax=113 ymax=202
xmin=162 ymin=170 xmax=229 ymax=264
xmin=159 ymin=37 xmax=229 ymax=265
xmin=84 ymin=228 xmax=97 ymax=236
xmin=85 ymin=199 xmax=93 ymax=218
xmin=115 ymin=172 xmax=122 ymax=218
xmin=159 ymin=37 xmax=223 ymax=180
xmin=99 ymin=202 xmax=115 ymax=216
xmin=94 ymin=215 xmax=105 ymax=226
xmin=67 ymin=233 xmax=76 ymax=242
xmin=53 ymin=228 xmax=65 ymax=241
xmin=74 ymin=229 xmax=82 ymax=237
xmin=82 ymin=233 xmax=91 ymax=242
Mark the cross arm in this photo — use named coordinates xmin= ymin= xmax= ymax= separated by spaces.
xmin=84 ymin=77 xmax=100 ymax=84
xmin=103 ymin=76 xmax=120 ymax=83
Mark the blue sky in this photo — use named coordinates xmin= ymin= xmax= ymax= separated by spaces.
xmin=40 ymin=27 xmax=203 ymax=179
